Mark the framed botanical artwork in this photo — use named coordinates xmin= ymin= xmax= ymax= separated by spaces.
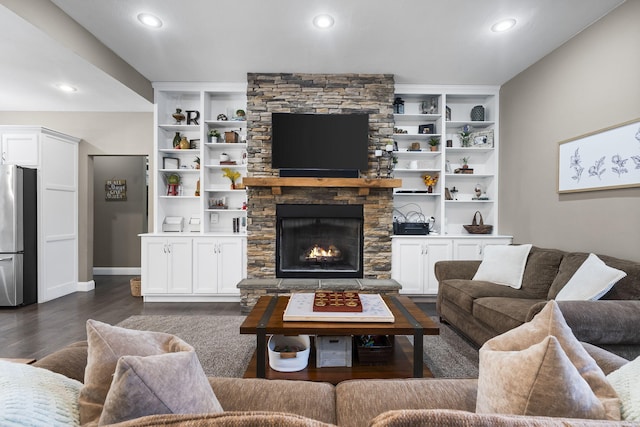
xmin=163 ymin=157 xmax=180 ymax=170
xmin=558 ymin=118 xmax=640 ymax=193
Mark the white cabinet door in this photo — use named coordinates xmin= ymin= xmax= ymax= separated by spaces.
xmin=193 ymin=237 xmax=245 ymax=295
xmin=453 ymin=238 xmax=513 ymax=260
xmin=141 ymin=237 xmax=169 ymax=294
xmin=1 ymin=133 xmax=39 ymax=166
xmin=423 ymin=240 xmax=453 ymax=294
xmin=453 ymin=239 xmax=484 ymax=260
xmin=166 ymin=238 xmax=193 ymax=294
xmin=392 ymin=238 xmax=426 ymax=294
xmin=193 ymin=238 xmax=218 ymax=294
xmin=217 ymin=237 xmax=245 ymax=295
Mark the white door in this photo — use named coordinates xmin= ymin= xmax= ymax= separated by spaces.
xmin=141 ymin=238 xmax=169 ymax=294
xmin=192 ymin=238 xmax=219 ymax=294
xmin=1 ymin=133 xmax=39 ymax=166
xmin=453 ymin=239 xmax=484 ymax=260
xmin=166 ymin=238 xmax=193 ymax=293
xmin=392 ymin=238 xmax=426 ymax=294
xmin=424 ymin=240 xmax=453 ymax=294
xmin=217 ymin=237 xmax=245 ymax=294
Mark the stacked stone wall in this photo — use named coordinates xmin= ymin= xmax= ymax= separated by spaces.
xmin=246 ymin=73 xmax=395 ymax=279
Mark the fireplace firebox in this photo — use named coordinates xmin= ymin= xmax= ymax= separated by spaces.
xmin=276 ymin=204 xmax=364 ymax=278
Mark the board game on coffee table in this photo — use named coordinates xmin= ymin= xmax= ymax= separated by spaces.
xmin=283 ymin=293 xmax=395 ymax=322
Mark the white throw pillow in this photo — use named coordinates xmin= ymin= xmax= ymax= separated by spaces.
xmin=607 ymin=356 xmax=640 ymax=421
xmin=472 ymin=244 xmax=532 ymax=289
xmin=0 ymin=360 xmax=82 ymax=426
xmin=555 ymin=253 xmax=627 ymax=301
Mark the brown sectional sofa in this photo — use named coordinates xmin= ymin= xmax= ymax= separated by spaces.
xmin=32 ymin=339 xmax=639 ymax=426
xmin=435 ymin=246 xmax=640 ymax=359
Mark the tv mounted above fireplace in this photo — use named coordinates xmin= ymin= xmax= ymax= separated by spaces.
xmin=271 ymin=112 xmax=369 ymax=177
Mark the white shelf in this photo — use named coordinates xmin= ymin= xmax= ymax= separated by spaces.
xmin=445 ymin=173 xmax=494 ymax=178
xmin=394 ymin=150 xmax=440 ymax=155
xmin=205 ymin=208 xmax=247 ymax=213
xmin=393 ymin=133 xmax=440 ymax=139
xmin=204 ymin=188 xmax=246 ymax=192
xmin=445 ymin=147 xmax=494 ymax=154
xmin=393 ymin=114 xmax=441 ymax=122
xmin=445 ymin=199 xmax=494 ymax=203
xmin=444 ymin=121 xmax=495 ymax=129
xmin=159 ymin=168 xmax=200 ymax=173
xmin=204 ymin=120 xmax=247 ymax=127
xmin=159 ymin=124 xmax=200 ymax=131
xmin=159 ymin=148 xmax=200 ymax=153
xmin=394 ymin=168 xmax=440 ymax=173
xmin=204 ymin=142 xmax=248 ymax=148
xmin=159 ymin=195 xmax=200 ymax=199
xmin=204 ymin=164 xmax=247 ymax=169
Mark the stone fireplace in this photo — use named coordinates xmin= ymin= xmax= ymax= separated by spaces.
xmin=245 ymin=73 xmax=396 ymax=279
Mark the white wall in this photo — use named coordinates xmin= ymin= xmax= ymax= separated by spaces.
xmin=499 ymin=0 xmax=640 ymax=261
xmin=0 ymin=112 xmax=154 ymax=281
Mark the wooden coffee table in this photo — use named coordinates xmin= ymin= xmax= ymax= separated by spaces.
xmin=240 ymin=295 xmax=439 ymax=383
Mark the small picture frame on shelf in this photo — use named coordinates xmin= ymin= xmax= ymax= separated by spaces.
xmin=163 ymin=157 xmax=180 ymax=170
xmin=418 ymin=124 xmax=435 ymax=134
xmin=470 ymin=130 xmax=494 ymax=147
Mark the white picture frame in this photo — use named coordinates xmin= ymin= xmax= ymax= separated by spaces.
xmin=558 ymin=118 xmax=640 ymax=193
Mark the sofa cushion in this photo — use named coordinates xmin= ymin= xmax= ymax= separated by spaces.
xmin=370 ymin=409 xmax=639 ymax=427
xmin=607 ymin=356 xmax=640 ymax=421
xmin=79 ymin=319 xmax=199 ymax=426
xmin=32 ymin=340 xmax=88 ymax=383
xmin=556 ymin=254 xmax=627 ymax=301
xmin=99 ymin=351 xmax=222 ymax=425
xmin=0 ymin=360 xmax=82 ymax=427
xmin=440 ymin=279 xmax=534 ymax=315
xmin=208 ymin=377 xmax=337 ymax=425
xmin=473 ymin=297 xmax=545 ymax=335
xmin=476 ymin=301 xmax=620 ymax=420
xmin=101 ymin=411 xmax=335 ymax=426
xmin=335 ymin=378 xmax=478 ymax=427
xmin=519 ymin=246 xmax=566 ymax=298
xmin=473 ymin=244 xmax=532 ymax=289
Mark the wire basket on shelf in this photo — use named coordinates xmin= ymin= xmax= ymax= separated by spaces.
xmin=463 ymin=211 xmax=493 ymax=234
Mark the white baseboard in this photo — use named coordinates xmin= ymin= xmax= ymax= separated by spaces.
xmin=77 ymin=280 xmax=95 ymax=292
xmin=93 ymin=267 xmax=141 ymax=275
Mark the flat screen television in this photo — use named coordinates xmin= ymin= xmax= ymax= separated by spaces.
xmin=271 ymin=113 xmax=369 ymax=175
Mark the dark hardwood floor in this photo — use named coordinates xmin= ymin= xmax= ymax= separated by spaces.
xmin=0 ymin=276 xmax=435 ymax=360
xmin=0 ymin=276 xmax=242 ymax=359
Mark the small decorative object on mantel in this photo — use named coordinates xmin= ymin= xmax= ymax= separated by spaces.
xmin=185 ymin=110 xmax=200 ymax=125
xmin=208 ymin=129 xmax=220 ymax=143
xmin=217 ymin=113 xmax=228 ymax=121
xmin=194 ymin=156 xmax=200 ymax=169
xmin=393 ymin=97 xmax=404 ymax=114
xmin=235 ymin=109 xmax=246 ymax=120
xmin=422 ymin=173 xmax=438 ymax=193
xmin=463 ymin=211 xmax=493 ymax=234
xmin=172 ymin=131 xmax=181 ymax=148
xmin=473 ymin=183 xmax=489 ymax=200
xmin=224 ymin=131 xmax=239 ymax=143
xmin=172 ymin=108 xmax=185 ymax=124
xmin=178 ymin=136 xmax=190 ymax=149
xmin=410 ymin=142 xmax=421 ymax=151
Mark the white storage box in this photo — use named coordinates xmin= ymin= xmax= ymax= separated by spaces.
xmin=316 ymin=335 xmax=352 ymax=368
xmin=162 ymin=216 xmax=184 ymax=232
xmin=268 ymin=335 xmax=310 ymax=372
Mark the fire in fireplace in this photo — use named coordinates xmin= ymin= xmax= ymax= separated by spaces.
xmin=276 ymin=204 xmax=364 ymax=278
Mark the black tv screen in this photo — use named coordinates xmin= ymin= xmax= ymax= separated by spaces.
xmin=271 ymin=113 xmax=369 ymax=172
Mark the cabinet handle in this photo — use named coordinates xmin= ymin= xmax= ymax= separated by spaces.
xmin=478 ymin=245 xmax=483 ymax=256
xmin=423 ymin=244 xmax=428 ymax=255
xmin=166 ymin=244 xmax=171 ymax=254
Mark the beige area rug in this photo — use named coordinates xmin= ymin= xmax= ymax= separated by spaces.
xmin=117 ymin=314 xmax=479 ymax=379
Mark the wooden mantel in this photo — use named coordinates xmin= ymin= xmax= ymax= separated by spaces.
xmin=242 ymin=177 xmax=402 ymax=196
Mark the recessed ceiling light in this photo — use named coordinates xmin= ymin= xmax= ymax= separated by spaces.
xmin=137 ymin=13 xmax=163 ymax=28
xmin=491 ymin=18 xmax=516 ymax=33
xmin=56 ymin=83 xmax=77 ymax=93
xmin=313 ymin=14 xmax=335 ymax=29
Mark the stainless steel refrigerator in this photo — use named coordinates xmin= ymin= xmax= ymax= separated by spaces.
xmin=0 ymin=165 xmax=37 ymax=306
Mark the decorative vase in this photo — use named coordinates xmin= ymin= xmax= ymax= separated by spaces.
xmin=179 ymin=136 xmax=190 ymax=149
xmin=230 ymin=182 xmax=236 ymax=190
xmin=172 ymin=132 xmax=181 ymax=148
xmin=172 ymin=108 xmax=185 ymax=124
xmin=195 ymin=179 xmax=200 ymax=197
xmin=427 ymin=185 xmax=433 ymax=193
xmin=430 ymin=145 xmax=438 ymax=152
xmin=470 ymin=105 xmax=485 ymax=121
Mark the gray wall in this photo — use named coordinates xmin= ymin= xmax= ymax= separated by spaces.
xmin=93 ymin=156 xmax=147 ymax=268
xmin=499 ymin=0 xmax=640 ymax=261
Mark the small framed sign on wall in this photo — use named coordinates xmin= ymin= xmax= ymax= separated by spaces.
xmin=558 ymin=118 xmax=640 ymax=193
xmin=105 ymin=179 xmax=127 ymax=201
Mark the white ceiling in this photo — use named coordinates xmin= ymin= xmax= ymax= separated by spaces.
xmin=0 ymin=0 xmax=625 ymax=112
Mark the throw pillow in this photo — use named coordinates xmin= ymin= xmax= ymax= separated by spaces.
xmin=555 ymin=253 xmax=627 ymax=301
xmin=476 ymin=300 xmax=620 ymax=420
xmin=0 ymin=360 xmax=82 ymax=426
xmin=472 ymin=244 xmax=532 ymax=289
xmin=99 ymin=351 xmax=222 ymax=425
xmin=79 ymin=319 xmax=198 ymax=426
xmin=607 ymin=356 xmax=640 ymax=421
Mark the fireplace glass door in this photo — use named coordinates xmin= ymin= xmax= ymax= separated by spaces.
xmin=276 ymin=204 xmax=363 ymax=278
